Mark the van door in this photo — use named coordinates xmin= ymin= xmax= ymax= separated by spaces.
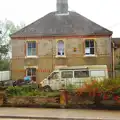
xmin=73 ymin=70 xmax=90 ymax=88
xmin=60 ymin=70 xmax=73 ymax=88
xmin=48 ymin=72 xmax=60 ymax=90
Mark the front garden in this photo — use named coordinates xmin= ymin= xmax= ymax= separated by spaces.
xmin=1 ymin=78 xmax=120 ymax=108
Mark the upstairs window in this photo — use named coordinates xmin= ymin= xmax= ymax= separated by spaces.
xmin=57 ymin=40 xmax=65 ymax=56
xmin=85 ymin=40 xmax=95 ymax=55
xmin=27 ymin=41 xmax=36 ymax=56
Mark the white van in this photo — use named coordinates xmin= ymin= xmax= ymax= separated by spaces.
xmin=40 ymin=65 xmax=108 ymax=91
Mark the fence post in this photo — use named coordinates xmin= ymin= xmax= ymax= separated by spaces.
xmin=60 ymin=89 xmax=68 ymax=108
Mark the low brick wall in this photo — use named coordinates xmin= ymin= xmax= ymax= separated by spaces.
xmin=68 ymin=93 xmax=94 ymax=106
xmin=5 ymin=96 xmax=60 ymax=107
xmin=3 ymin=90 xmax=120 ymax=108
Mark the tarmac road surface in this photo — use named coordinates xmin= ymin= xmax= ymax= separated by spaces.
xmin=0 ymin=107 xmax=120 ymax=120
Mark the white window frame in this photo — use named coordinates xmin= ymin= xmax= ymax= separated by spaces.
xmin=26 ymin=41 xmax=38 ymax=58
xmin=84 ymin=39 xmax=96 ymax=56
xmin=56 ymin=40 xmax=66 ymax=58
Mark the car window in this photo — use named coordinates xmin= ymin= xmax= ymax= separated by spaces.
xmin=61 ymin=71 xmax=73 ymax=78
xmin=90 ymin=70 xmax=105 ymax=77
xmin=74 ymin=71 xmax=89 ymax=78
xmin=49 ymin=72 xmax=59 ymax=79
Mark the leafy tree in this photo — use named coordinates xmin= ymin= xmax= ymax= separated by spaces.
xmin=0 ymin=19 xmax=25 ymax=71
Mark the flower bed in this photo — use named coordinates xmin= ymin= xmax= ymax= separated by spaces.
xmin=74 ymin=78 xmax=120 ymax=106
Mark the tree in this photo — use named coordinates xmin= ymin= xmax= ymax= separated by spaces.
xmin=0 ymin=19 xmax=25 ymax=71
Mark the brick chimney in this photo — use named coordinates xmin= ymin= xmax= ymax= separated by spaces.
xmin=57 ymin=0 xmax=68 ymax=14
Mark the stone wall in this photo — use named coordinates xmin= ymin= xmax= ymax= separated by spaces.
xmin=6 ymin=96 xmax=59 ymax=107
xmin=11 ymin=36 xmax=112 ymax=82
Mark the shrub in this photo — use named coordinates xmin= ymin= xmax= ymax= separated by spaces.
xmin=6 ymin=85 xmax=60 ymax=97
xmin=66 ymin=84 xmax=77 ymax=93
xmin=75 ymin=78 xmax=120 ymax=102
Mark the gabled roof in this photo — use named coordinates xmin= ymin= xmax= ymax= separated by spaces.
xmin=11 ymin=11 xmax=112 ymax=38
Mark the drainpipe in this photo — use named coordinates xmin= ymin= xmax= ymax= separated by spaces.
xmin=51 ymin=39 xmax=54 ymax=71
xmin=112 ymin=42 xmax=115 ymax=78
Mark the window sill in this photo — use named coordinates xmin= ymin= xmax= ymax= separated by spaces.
xmin=25 ymin=56 xmax=38 ymax=59
xmin=55 ymin=55 xmax=66 ymax=58
xmin=84 ymin=55 xmax=97 ymax=57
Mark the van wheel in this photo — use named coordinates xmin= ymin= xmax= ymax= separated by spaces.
xmin=43 ymin=86 xmax=52 ymax=92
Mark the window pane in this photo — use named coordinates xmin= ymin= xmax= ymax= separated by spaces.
xmin=26 ymin=68 xmax=32 ymax=76
xmin=90 ymin=40 xmax=94 ymax=47
xmin=28 ymin=42 xmax=32 ymax=48
xmin=61 ymin=71 xmax=73 ymax=78
xmin=90 ymin=48 xmax=94 ymax=54
xmin=32 ymin=48 xmax=36 ymax=55
xmin=74 ymin=71 xmax=89 ymax=78
xmin=32 ymin=68 xmax=36 ymax=76
xmin=85 ymin=40 xmax=89 ymax=47
xmin=27 ymin=48 xmax=32 ymax=56
xmin=85 ymin=48 xmax=90 ymax=54
xmin=32 ymin=42 xmax=36 ymax=48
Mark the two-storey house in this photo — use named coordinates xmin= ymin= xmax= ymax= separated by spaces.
xmin=11 ymin=0 xmax=113 ymax=83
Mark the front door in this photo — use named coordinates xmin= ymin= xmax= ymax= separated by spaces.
xmin=60 ymin=70 xmax=73 ymax=88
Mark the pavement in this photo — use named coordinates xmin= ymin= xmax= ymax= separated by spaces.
xmin=0 ymin=107 xmax=120 ymax=120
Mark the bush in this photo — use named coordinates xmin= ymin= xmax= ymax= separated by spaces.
xmin=6 ymin=85 xmax=60 ymax=97
xmin=66 ymin=84 xmax=77 ymax=93
xmin=75 ymin=78 xmax=120 ymax=102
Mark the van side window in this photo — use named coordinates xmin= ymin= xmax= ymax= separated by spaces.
xmin=74 ymin=71 xmax=89 ymax=78
xmin=61 ymin=71 xmax=73 ymax=78
xmin=90 ymin=70 xmax=105 ymax=77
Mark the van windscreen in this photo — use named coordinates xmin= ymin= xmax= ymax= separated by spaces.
xmin=74 ymin=71 xmax=89 ymax=78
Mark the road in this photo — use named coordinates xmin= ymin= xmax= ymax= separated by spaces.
xmin=0 ymin=107 xmax=120 ymax=120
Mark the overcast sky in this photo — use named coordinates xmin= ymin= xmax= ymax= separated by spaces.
xmin=0 ymin=0 xmax=120 ymax=37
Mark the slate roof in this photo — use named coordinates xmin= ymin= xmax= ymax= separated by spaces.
xmin=11 ymin=11 xmax=113 ymax=38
